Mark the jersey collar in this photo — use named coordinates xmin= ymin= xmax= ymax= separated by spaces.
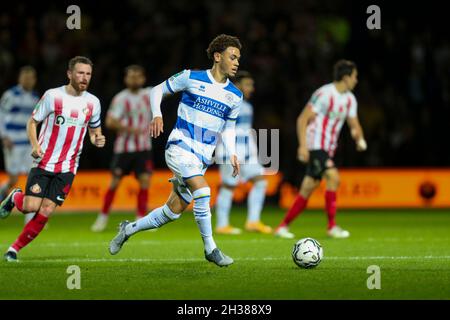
xmin=206 ymin=69 xmax=229 ymax=87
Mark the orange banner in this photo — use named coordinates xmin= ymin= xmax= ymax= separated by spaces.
xmin=279 ymin=169 xmax=450 ymax=209
xmin=0 ymin=170 xmax=282 ymax=212
xmin=1 ymin=169 xmax=449 ymax=211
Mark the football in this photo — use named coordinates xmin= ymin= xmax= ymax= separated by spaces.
xmin=292 ymin=237 xmax=323 ymax=269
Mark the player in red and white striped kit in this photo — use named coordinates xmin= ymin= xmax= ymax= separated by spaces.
xmin=274 ymin=60 xmax=367 ymax=239
xmin=0 ymin=56 xmax=106 ymax=261
xmin=91 ymin=65 xmax=153 ymax=232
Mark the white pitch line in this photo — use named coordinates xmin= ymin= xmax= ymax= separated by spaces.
xmin=8 ymin=237 xmax=448 ymax=249
xmin=5 ymin=237 xmax=447 ymax=249
xmin=326 ymin=256 xmax=450 ymax=260
xmin=16 ymin=238 xmax=281 ymax=248
xmin=22 ymin=255 xmax=450 ymax=263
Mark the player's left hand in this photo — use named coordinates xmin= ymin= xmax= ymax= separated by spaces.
xmin=150 ymin=117 xmax=164 ymax=138
xmin=356 ymin=138 xmax=367 ymax=151
xmin=231 ymin=154 xmax=240 ymax=177
xmin=92 ymin=133 xmax=106 ymax=148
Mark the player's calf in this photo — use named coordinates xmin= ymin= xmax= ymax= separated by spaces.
xmin=6 ymin=212 xmax=49 ymax=259
xmin=109 ymin=204 xmax=181 ymax=255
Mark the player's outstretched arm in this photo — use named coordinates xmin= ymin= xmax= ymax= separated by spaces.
xmin=89 ymin=127 xmax=106 ymax=148
xmin=347 ymin=116 xmax=367 ymax=151
xmin=149 ymin=83 xmax=166 ymax=138
xmin=148 ymin=70 xmax=190 ymax=138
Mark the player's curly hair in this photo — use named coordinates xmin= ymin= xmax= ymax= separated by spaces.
xmin=333 ymin=59 xmax=356 ymax=81
xmin=206 ymin=34 xmax=242 ymax=60
xmin=68 ymin=56 xmax=93 ymax=71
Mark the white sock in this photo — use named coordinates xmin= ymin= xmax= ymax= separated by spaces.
xmin=193 ymin=187 xmax=216 ymax=254
xmin=247 ymin=180 xmax=267 ymax=222
xmin=8 ymin=246 xmax=17 ymax=254
xmin=215 ymin=187 xmax=234 ymax=228
xmin=96 ymin=213 xmax=109 ymax=222
xmin=125 ymin=204 xmax=180 ymax=236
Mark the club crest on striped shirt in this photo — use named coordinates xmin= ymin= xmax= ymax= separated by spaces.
xmin=30 ymin=183 xmax=42 ymax=194
xmin=56 ymin=115 xmax=66 ymax=126
xmin=225 ymin=93 xmax=234 ymax=103
xmin=82 ymin=106 xmax=91 ymax=115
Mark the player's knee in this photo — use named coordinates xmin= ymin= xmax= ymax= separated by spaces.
xmin=109 ymin=176 xmax=122 ymax=189
xmin=327 ymin=174 xmax=340 ymax=188
xmin=301 ymin=182 xmax=319 ymax=198
xmin=38 ymin=202 xmax=56 ymax=217
xmin=192 ymin=187 xmax=211 ymax=218
xmin=22 ymin=198 xmax=41 ymax=213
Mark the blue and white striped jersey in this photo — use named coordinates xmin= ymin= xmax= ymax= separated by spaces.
xmin=162 ymin=69 xmax=243 ymax=165
xmin=0 ymin=85 xmax=39 ymax=145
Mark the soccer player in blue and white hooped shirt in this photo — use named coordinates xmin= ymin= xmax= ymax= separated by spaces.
xmin=109 ymin=34 xmax=242 ymax=267
xmin=0 ymin=66 xmax=39 ymax=224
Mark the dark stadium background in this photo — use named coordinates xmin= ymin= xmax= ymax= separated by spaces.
xmin=1 ymin=0 xmax=448 ymax=186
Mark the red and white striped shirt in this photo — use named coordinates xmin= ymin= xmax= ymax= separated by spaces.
xmin=306 ymin=83 xmax=357 ymax=157
xmin=32 ymin=86 xmax=102 ymax=174
xmin=107 ymin=87 xmax=152 ymax=154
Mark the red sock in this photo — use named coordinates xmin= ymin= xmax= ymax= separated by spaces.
xmin=13 ymin=191 xmax=24 ymax=212
xmin=137 ymin=188 xmax=148 ymax=218
xmin=279 ymin=194 xmax=308 ymax=227
xmin=101 ymin=188 xmax=116 ymax=215
xmin=12 ymin=213 xmax=48 ymax=252
xmin=325 ymin=190 xmax=337 ymax=230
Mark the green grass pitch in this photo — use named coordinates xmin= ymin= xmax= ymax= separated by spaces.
xmin=0 ymin=206 xmax=449 ymax=299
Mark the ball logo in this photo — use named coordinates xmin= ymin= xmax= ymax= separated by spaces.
xmin=30 ymin=183 xmax=42 ymax=194
xmin=82 ymin=107 xmax=90 ymax=115
xmin=56 ymin=115 xmax=66 ymax=126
